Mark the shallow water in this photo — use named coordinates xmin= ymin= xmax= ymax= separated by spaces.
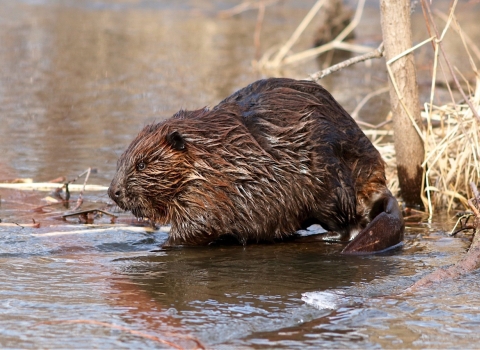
xmin=1 ymin=0 xmax=480 ymax=348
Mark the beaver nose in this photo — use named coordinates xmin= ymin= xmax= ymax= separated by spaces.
xmin=108 ymin=183 xmax=123 ymax=201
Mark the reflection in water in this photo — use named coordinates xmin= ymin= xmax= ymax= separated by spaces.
xmin=123 ymin=244 xmax=397 ymax=302
xmin=110 ymin=242 xmax=402 ymax=345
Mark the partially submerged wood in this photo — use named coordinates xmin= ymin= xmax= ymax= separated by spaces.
xmin=0 ymin=182 xmax=108 ymax=192
xmin=62 ymin=208 xmax=118 ymax=224
xmin=406 ymin=182 xmax=480 ymax=292
xmin=0 ymin=168 xmax=116 ymax=228
xmin=0 ymin=222 xmax=40 ymax=228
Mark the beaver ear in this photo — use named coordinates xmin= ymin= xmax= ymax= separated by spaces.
xmin=166 ymin=131 xmax=186 ymax=151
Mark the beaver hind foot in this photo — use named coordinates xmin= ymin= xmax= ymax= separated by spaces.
xmin=341 ymin=194 xmax=404 ymax=254
xmin=109 ymin=78 xmax=404 ymax=254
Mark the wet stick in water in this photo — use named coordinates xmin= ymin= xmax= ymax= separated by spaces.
xmin=67 ymin=167 xmax=96 ymax=211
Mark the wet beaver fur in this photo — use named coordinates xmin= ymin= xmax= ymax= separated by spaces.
xmin=109 ymin=78 xmax=404 ymax=252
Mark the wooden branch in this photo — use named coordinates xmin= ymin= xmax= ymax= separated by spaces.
xmin=309 ymin=43 xmax=384 ymax=81
xmin=351 ymin=86 xmax=389 ymax=119
xmin=283 ymin=41 xmax=372 ymax=66
xmin=0 ymin=182 xmax=107 ymax=192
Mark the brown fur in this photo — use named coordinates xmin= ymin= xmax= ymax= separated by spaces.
xmin=109 ymin=78 xmax=400 ymax=246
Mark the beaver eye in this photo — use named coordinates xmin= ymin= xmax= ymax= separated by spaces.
xmin=136 ymin=161 xmax=146 ymax=171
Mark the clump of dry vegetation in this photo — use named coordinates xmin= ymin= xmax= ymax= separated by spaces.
xmin=371 ymin=72 xmax=479 ymax=214
xmin=422 ymin=79 xmax=480 ymax=213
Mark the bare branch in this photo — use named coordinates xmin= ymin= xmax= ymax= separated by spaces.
xmin=253 ymin=1 xmax=266 ymax=61
xmin=217 ymin=0 xmax=278 ymax=19
xmin=309 ymin=43 xmax=384 ymax=81
xmin=280 ymin=0 xmax=366 ymax=67
xmin=270 ymin=0 xmax=327 ymax=67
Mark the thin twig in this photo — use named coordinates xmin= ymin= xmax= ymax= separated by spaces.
xmin=270 ymin=0 xmax=327 ymax=67
xmin=217 ymin=0 xmax=278 ymax=19
xmin=62 ymin=209 xmax=117 ymax=219
xmin=309 ymin=42 xmax=384 ymax=81
xmin=435 ymin=10 xmax=480 ymax=65
xmin=280 ymin=0 xmax=366 ymax=67
xmin=351 ymin=86 xmax=390 ymax=119
xmin=253 ymin=1 xmax=266 ymax=61
xmin=72 ymin=167 xmax=92 ymax=211
xmin=450 ymin=226 xmax=476 ymax=236
xmin=421 ymin=0 xmax=480 ymax=122
xmin=356 ymin=119 xmax=392 ymax=130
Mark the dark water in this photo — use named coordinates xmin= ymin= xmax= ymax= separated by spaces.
xmin=1 ymin=0 xmax=480 ymax=348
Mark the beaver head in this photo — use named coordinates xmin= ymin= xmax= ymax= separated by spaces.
xmin=108 ymin=121 xmax=192 ymax=225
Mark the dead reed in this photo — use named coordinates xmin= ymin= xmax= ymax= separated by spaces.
xmin=422 ymin=78 xmax=480 ymax=213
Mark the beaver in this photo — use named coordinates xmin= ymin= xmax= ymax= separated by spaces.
xmin=109 ymin=78 xmax=404 ymax=253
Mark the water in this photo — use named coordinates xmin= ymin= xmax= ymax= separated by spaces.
xmin=1 ymin=0 xmax=480 ymax=348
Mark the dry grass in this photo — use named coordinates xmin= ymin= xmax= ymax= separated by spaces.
xmin=422 ymin=79 xmax=480 ymax=212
